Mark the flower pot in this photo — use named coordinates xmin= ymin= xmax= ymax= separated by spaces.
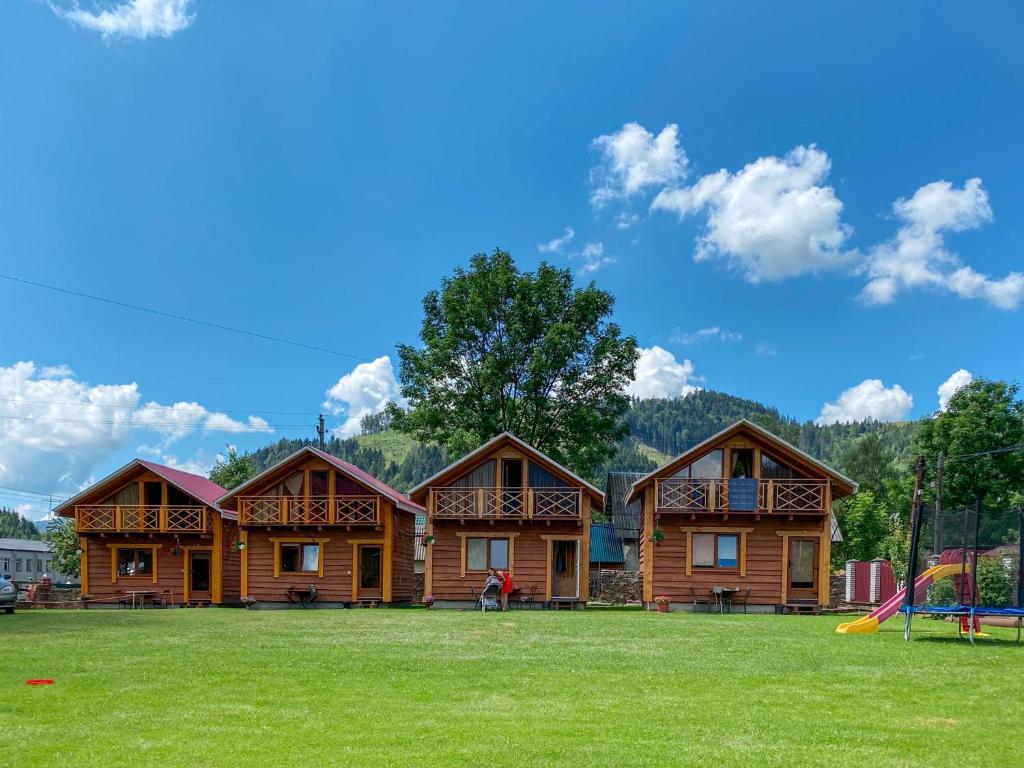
xmin=657 ymin=603 xmax=669 ymax=613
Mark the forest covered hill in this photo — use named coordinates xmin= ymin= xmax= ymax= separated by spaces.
xmin=245 ymin=390 xmax=919 ymax=493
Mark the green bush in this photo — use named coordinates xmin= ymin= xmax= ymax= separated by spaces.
xmin=926 ymin=577 xmax=957 ymax=607
xmin=976 ymin=555 xmax=1017 ymax=608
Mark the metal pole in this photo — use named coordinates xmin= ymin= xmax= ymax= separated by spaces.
xmin=970 ymin=499 xmax=981 ymax=609
xmin=933 ymin=453 xmax=944 ymax=553
xmin=317 ymin=414 xmax=326 ymax=451
xmin=903 ymin=455 xmax=927 ymax=641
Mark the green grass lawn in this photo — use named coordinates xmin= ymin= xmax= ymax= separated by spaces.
xmin=4 ymin=609 xmax=1021 ymax=767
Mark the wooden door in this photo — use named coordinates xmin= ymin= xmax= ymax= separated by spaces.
xmin=358 ymin=545 xmax=383 ymax=599
xmin=550 ymin=540 xmax=579 ymax=599
xmin=788 ymin=538 xmax=818 ymax=601
xmin=189 ymin=551 xmax=212 ymax=602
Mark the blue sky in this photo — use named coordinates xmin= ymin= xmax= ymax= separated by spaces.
xmin=1 ymin=2 xmax=1022 ymax=520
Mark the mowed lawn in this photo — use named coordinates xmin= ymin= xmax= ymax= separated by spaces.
xmin=3 ymin=608 xmax=1021 ymax=767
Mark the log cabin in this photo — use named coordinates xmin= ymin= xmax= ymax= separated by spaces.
xmin=53 ymin=460 xmax=239 ymax=606
xmin=626 ymin=420 xmax=857 ymax=613
xmin=410 ymin=433 xmax=604 ymax=609
xmin=215 ymin=446 xmax=421 ymax=607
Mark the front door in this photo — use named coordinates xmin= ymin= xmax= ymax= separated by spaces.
xmin=501 ymin=459 xmax=524 ymax=516
xmin=788 ymin=538 xmax=818 ymax=601
xmin=189 ymin=551 xmax=212 ymax=602
xmin=550 ymin=540 xmax=579 ymax=599
xmin=358 ymin=545 xmax=383 ymax=600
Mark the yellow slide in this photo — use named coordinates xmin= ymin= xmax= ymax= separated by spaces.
xmin=836 ymin=563 xmax=966 ymax=634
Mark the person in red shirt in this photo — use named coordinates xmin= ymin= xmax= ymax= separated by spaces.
xmin=497 ymin=570 xmax=514 ymax=611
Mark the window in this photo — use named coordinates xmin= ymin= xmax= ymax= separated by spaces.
xmin=672 ymin=449 xmax=723 ymax=479
xmin=280 ymin=543 xmax=320 ymax=574
xmin=117 ymin=548 xmax=152 ymax=576
xmin=36 ymin=559 xmax=43 ymax=573
xmin=16 ymin=558 xmax=22 ymax=572
xmin=2 ymin=558 xmax=8 ymax=571
xmin=466 ymin=537 xmax=509 ymax=571
xmin=691 ymin=533 xmax=739 ymax=569
xmin=760 ymin=452 xmax=794 ymax=479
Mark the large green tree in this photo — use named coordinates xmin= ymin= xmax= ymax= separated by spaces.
xmin=43 ymin=518 xmax=80 ymax=577
xmin=209 ymin=446 xmax=259 ymax=491
xmin=394 ymin=250 xmax=638 ymax=477
xmin=0 ymin=507 xmax=42 ymax=539
xmin=913 ymin=379 xmax=1024 ymax=510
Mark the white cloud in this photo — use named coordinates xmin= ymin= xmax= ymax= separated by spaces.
xmin=0 ymin=361 xmax=272 ymax=498
xmin=590 ymin=123 xmax=688 ymax=208
xmin=861 ymin=179 xmax=1023 ymax=309
xmin=652 ymin=144 xmax=856 ymax=282
xmin=538 ymin=227 xmax=576 ymax=253
xmin=55 ymin=0 xmax=194 ymax=40
xmin=937 ymin=369 xmax=973 ymax=411
xmin=670 ymin=326 xmax=742 ymax=345
xmin=323 ymin=356 xmax=403 ymax=438
xmin=755 ymin=343 xmax=777 ymax=357
xmin=572 ymin=242 xmax=615 ymax=276
xmin=627 ymin=346 xmax=700 ymax=399
xmin=615 ymin=212 xmax=640 ymax=230
xmin=39 ymin=365 xmax=75 ymax=379
xmin=816 ymin=379 xmax=913 ymax=425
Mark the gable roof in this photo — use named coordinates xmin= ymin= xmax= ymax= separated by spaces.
xmin=590 ymin=522 xmax=625 ymax=564
xmin=625 ymin=419 xmax=858 ymax=505
xmin=407 ymin=432 xmax=604 ymax=504
xmin=605 ymin=471 xmax=644 ymax=540
xmin=52 ymin=460 xmax=228 ymax=517
xmin=215 ymin=445 xmax=423 ymax=515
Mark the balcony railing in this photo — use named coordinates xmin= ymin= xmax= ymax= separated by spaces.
xmin=656 ymin=478 xmax=829 ymax=515
xmin=75 ymin=505 xmax=209 ymax=533
xmin=430 ymin=487 xmax=582 ymax=520
xmin=238 ymin=495 xmax=380 ymax=526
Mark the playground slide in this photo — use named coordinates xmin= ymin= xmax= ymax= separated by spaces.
xmin=835 ymin=563 xmax=967 ymax=635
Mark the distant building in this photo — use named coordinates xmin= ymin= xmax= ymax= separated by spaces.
xmin=589 ymin=522 xmax=625 ymax=570
xmin=414 ymin=512 xmax=426 ymax=574
xmin=0 ymin=537 xmax=75 ymax=585
xmin=605 ymin=472 xmax=644 ymax=570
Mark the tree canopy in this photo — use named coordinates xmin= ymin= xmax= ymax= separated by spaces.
xmin=0 ymin=507 xmax=42 ymax=539
xmin=209 ymin=446 xmax=259 ymax=491
xmin=393 ymin=250 xmax=638 ymax=478
xmin=43 ymin=518 xmax=80 ymax=577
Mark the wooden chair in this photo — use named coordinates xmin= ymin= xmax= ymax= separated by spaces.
xmin=689 ymin=587 xmax=712 ymax=613
xmin=732 ymin=587 xmax=752 ymax=614
xmin=115 ymin=590 xmax=132 ymax=610
xmin=517 ymin=585 xmax=539 ymax=610
xmin=468 ymin=586 xmax=479 ymax=605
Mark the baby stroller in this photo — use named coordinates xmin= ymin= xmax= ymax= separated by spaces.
xmin=479 ymin=581 xmax=501 ymax=612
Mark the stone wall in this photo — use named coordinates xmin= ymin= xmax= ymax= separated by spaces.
xmin=414 ymin=572 xmax=425 ymax=603
xmin=589 ymin=569 xmax=642 ymax=604
xmin=830 ymin=574 xmax=844 ymax=608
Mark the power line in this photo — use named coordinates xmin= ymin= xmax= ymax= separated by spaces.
xmin=0 ymin=399 xmax=317 ymax=417
xmin=0 ymin=273 xmax=371 ymax=362
xmin=0 ymin=413 xmax=312 ymax=429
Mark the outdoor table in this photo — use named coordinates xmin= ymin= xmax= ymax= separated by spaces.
xmin=286 ymin=586 xmax=318 ymax=608
xmin=711 ymin=587 xmax=740 ymax=614
xmin=127 ymin=590 xmax=157 ymax=609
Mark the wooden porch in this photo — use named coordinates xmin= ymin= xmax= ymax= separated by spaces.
xmin=75 ymin=505 xmax=210 ymax=533
xmin=237 ymin=495 xmax=380 ymax=526
xmin=655 ymin=478 xmax=830 ymax=516
xmin=428 ymin=487 xmax=583 ymax=520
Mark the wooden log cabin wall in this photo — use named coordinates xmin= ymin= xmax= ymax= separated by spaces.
xmin=630 ymin=420 xmax=857 ymax=612
xmin=52 ymin=460 xmax=237 ymax=606
xmin=409 ymin=433 xmax=604 ymax=608
xmin=216 ymin=445 xmax=421 ymax=606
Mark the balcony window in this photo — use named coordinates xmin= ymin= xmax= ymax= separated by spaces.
xmin=671 ymin=449 xmax=723 ymax=479
xmin=761 ymin=453 xmax=795 ymax=479
xmin=691 ymin=533 xmax=739 ymax=570
xmin=466 ymin=537 xmax=509 ymax=571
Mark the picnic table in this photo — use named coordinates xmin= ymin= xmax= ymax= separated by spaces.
xmin=286 ymin=585 xmax=319 ymax=608
xmin=711 ymin=586 xmax=740 ymax=613
xmin=126 ymin=590 xmax=157 ymax=609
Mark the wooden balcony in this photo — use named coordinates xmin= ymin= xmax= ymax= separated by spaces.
xmin=75 ymin=505 xmax=209 ymax=533
xmin=655 ymin=478 xmax=830 ymax=516
xmin=238 ymin=495 xmax=380 ymax=526
xmin=430 ymin=487 xmax=582 ymax=520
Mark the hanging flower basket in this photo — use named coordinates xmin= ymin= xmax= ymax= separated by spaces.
xmin=233 ymin=540 xmax=246 ymax=552
xmin=170 ymin=545 xmax=183 ymax=556
xmin=654 ymin=595 xmax=671 ymax=613
xmin=423 ymin=534 xmax=436 ymax=546
xmin=422 ymin=594 xmax=435 ymax=608
xmin=649 ymin=527 xmax=665 ymax=544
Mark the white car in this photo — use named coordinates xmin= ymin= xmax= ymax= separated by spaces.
xmin=0 ymin=574 xmax=16 ymax=614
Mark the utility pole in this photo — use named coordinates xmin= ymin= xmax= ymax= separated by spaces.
xmin=903 ymin=454 xmax=927 ymax=641
xmin=317 ymin=414 xmax=326 ymax=450
xmin=933 ymin=452 xmax=944 ymax=553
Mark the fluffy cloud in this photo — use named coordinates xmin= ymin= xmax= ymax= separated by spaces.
xmin=937 ymin=369 xmax=973 ymax=411
xmin=861 ymin=179 xmax=1023 ymax=309
xmin=0 ymin=361 xmax=272 ymax=504
xmin=627 ymin=346 xmax=700 ymax=399
xmin=572 ymin=242 xmax=615 ymax=276
xmin=652 ymin=144 xmax=855 ymax=282
xmin=670 ymin=327 xmax=742 ymax=345
xmin=590 ymin=123 xmax=688 ymax=208
xmin=816 ymin=379 xmax=913 ymax=425
xmin=538 ymin=227 xmax=576 ymax=253
xmin=55 ymin=0 xmax=194 ymax=40
xmin=323 ymin=356 xmax=403 ymax=438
